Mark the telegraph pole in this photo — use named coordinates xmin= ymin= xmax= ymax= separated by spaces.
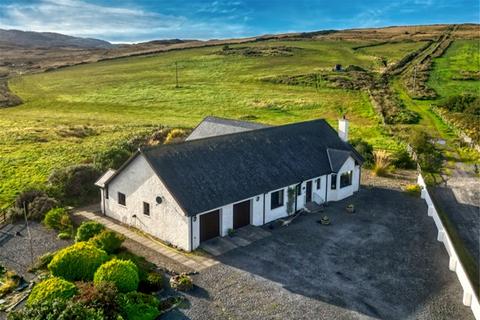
xmin=23 ymin=202 xmax=34 ymax=267
xmin=175 ymin=61 xmax=179 ymax=88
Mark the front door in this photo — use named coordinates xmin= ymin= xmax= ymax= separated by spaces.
xmin=233 ymin=200 xmax=251 ymax=229
xmin=306 ymin=181 xmax=312 ymax=203
xmin=200 ymin=210 xmax=220 ymax=242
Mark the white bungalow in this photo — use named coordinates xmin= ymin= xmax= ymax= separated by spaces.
xmin=95 ymin=116 xmax=363 ymax=251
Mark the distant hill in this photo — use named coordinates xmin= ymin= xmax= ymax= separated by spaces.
xmin=0 ymin=29 xmax=114 ymax=49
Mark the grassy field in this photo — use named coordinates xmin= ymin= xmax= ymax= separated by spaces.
xmin=0 ymin=39 xmax=407 ymax=207
xmin=428 ymin=40 xmax=480 ymax=98
xmin=2 ymin=36 xmax=477 ymax=208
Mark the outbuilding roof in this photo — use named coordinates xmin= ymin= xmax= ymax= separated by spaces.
xmin=136 ymin=118 xmax=363 ymax=216
xmin=185 ymin=116 xmax=269 ymax=141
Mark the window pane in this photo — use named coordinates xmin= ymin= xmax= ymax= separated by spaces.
xmin=270 ymin=189 xmax=284 ymax=209
xmin=143 ymin=202 xmax=150 ymax=216
xmin=118 ymin=192 xmax=126 ymax=206
xmin=331 ymin=174 xmax=337 ymax=190
xmin=316 ymin=178 xmax=321 ymax=190
xmin=340 ymin=171 xmax=353 ymax=188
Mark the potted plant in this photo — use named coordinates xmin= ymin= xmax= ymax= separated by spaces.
xmin=346 ymin=204 xmax=355 ymax=213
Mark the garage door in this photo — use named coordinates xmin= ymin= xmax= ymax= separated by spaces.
xmin=200 ymin=210 xmax=220 ymax=242
xmin=233 ymin=200 xmax=251 ymax=229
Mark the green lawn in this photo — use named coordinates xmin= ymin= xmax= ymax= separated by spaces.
xmin=428 ymin=40 xmax=480 ymax=98
xmin=356 ymin=41 xmax=428 ymax=69
xmin=0 ymin=39 xmax=420 ymax=207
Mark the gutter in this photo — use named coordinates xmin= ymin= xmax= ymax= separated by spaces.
xmin=189 ymin=216 xmax=193 ymax=252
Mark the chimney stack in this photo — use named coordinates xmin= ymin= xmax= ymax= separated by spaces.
xmin=338 ymin=115 xmax=349 ymax=142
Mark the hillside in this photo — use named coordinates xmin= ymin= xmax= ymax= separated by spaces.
xmin=0 ymin=23 xmax=479 ymax=207
xmin=0 ymin=28 xmax=114 ymax=49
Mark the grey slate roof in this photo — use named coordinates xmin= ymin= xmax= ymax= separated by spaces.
xmin=137 ymin=118 xmax=363 ymax=216
xmin=327 ymin=149 xmax=352 ymax=173
xmin=95 ymin=169 xmax=116 ymax=188
xmin=185 ymin=116 xmax=269 ymax=141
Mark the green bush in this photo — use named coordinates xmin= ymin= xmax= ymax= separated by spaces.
xmin=27 ymin=196 xmax=58 ymax=221
xmin=75 ymin=281 xmax=119 ymax=319
xmin=14 ymin=190 xmax=47 ymax=209
xmin=94 ymin=259 xmax=139 ymax=293
xmin=27 ymin=277 xmax=77 ymax=305
xmin=139 ymin=272 xmax=164 ymax=293
xmin=9 ymin=299 xmax=104 ymax=320
xmin=76 ymin=221 xmax=105 ymax=242
xmin=118 ymin=292 xmax=160 ymax=320
xmin=169 ymin=273 xmax=193 ymax=291
xmin=90 ymin=230 xmax=125 ymax=254
xmin=405 ymin=184 xmax=421 ymax=197
xmin=29 ymin=251 xmax=55 ymax=272
xmin=115 ymin=250 xmax=155 ymax=282
xmin=58 ymin=232 xmax=72 ymax=240
xmin=409 ymin=130 xmax=443 ymax=173
xmin=349 ymin=138 xmax=374 ymax=168
xmin=43 ymin=208 xmax=72 ymax=232
xmin=94 ymin=147 xmax=132 ymax=171
xmin=48 ymin=164 xmax=101 ymax=203
xmin=48 ymin=242 xmax=108 ymax=281
xmin=392 ymin=148 xmax=416 ymax=169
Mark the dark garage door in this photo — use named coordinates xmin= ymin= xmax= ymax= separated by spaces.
xmin=233 ymin=200 xmax=251 ymax=229
xmin=200 ymin=210 xmax=220 ymax=242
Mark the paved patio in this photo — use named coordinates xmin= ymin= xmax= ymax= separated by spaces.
xmin=200 ymin=225 xmax=271 ymax=256
xmin=73 ymin=208 xmax=218 ymax=272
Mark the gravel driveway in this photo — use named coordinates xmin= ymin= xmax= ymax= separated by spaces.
xmin=163 ymin=186 xmax=473 ymax=320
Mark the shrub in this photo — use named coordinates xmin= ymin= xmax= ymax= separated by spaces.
xmin=90 ymin=230 xmax=125 ymax=254
xmin=75 ymin=281 xmax=119 ymax=319
xmin=8 ymin=299 xmax=104 ymax=320
xmin=43 ymin=208 xmax=72 ymax=232
xmin=58 ymin=232 xmax=72 ymax=240
xmin=48 ymin=164 xmax=101 ymax=203
xmin=392 ymin=148 xmax=416 ymax=169
xmin=14 ymin=190 xmax=47 ymax=209
xmin=94 ymin=259 xmax=139 ymax=293
xmin=164 ymin=128 xmax=187 ymax=144
xmin=405 ymin=184 xmax=421 ymax=197
xmin=115 ymin=250 xmax=155 ymax=282
xmin=0 ymin=271 xmax=20 ymax=297
xmin=409 ymin=130 xmax=443 ymax=173
xmin=139 ymin=272 xmax=164 ymax=293
xmin=94 ymin=147 xmax=132 ymax=171
xmin=48 ymin=242 xmax=109 ymax=281
xmin=373 ymin=150 xmax=391 ymax=177
xmin=169 ymin=273 xmax=193 ymax=291
xmin=29 ymin=251 xmax=55 ymax=272
xmin=27 ymin=277 xmax=77 ymax=305
xmin=349 ymin=138 xmax=374 ymax=168
xmin=27 ymin=196 xmax=58 ymax=221
xmin=118 ymin=292 xmax=160 ymax=320
xmin=76 ymin=221 xmax=105 ymax=242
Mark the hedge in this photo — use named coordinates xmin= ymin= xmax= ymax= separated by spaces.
xmin=94 ymin=259 xmax=139 ymax=293
xmin=75 ymin=221 xmax=105 ymax=242
xmin=27 ymin=277 xmax=77 ymax=305
xmin=89 ymin=230 xmax=125 ymax=254
xmin=48 ymin=242 xmax=108 ymax=281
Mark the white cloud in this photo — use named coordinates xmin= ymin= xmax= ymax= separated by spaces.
xmin=0 ymin=0 xmax=250 ymax=42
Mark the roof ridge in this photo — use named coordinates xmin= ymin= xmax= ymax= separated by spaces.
xmin=141 ymin=118 xmax=329 ymax=153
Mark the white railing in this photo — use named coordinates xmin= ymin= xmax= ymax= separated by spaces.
xmin=417 ymin=174 xmax=479 ymax=319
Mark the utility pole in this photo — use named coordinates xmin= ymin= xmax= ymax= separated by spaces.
xmin=413 ymin=65 xmax=417 ymax=93
xmin=175 ymin=61 xmax=179 ymax=88
xmin=23 ymin=202 xmax=34 ymax=267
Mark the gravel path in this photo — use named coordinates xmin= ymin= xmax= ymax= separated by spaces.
xmin=0 ymin=221 xmax=72 ymax=278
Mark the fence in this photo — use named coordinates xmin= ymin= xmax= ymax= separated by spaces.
xmin=417 ymin=174 xmax=479 ymax=319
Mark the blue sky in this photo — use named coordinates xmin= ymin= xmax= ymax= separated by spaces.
xmin=0 ymin=0 xmax=478 ymax=43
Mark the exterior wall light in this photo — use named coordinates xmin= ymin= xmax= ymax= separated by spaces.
xmin=256 ymin=196 xmax=260 ymax=201
xmin=156 ymin=196 xmax=163 ymax=204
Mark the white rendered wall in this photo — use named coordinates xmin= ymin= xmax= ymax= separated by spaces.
xmin=327 ymin=157 xmax=359 ymax=202
xmin=104 ymin=155 xmax=191 ymax=251
xmin=418 ymin=174 xmax=479 ymax=320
